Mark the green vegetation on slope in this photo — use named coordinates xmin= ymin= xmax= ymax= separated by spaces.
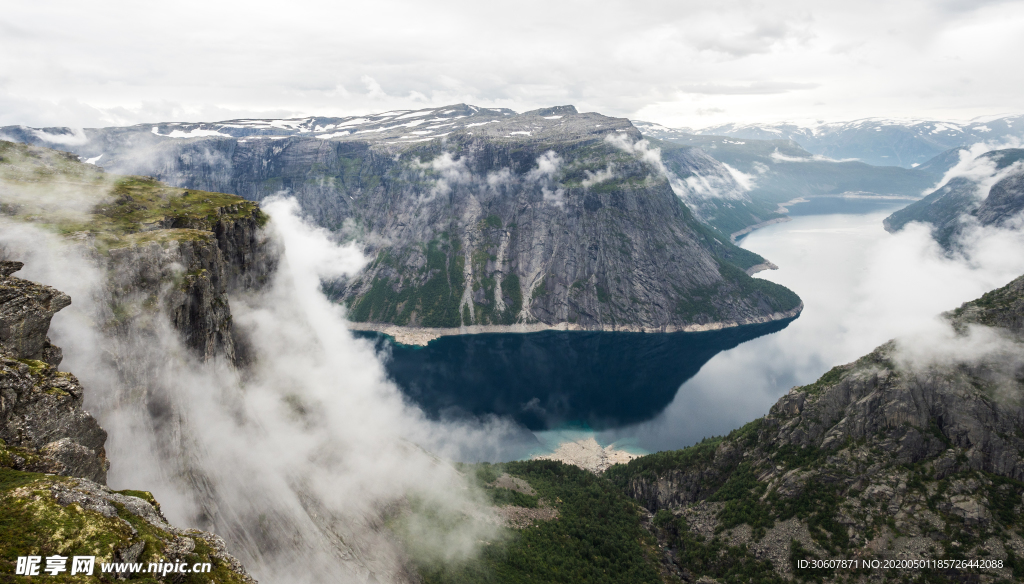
xmin=411 ymin=461 xmax=663 ymax=584
xmin=0 ymin=467 xmax=250 ymax=583
xmin=348 ymin=235 xmax=466 ymax=327
xmin=0 ymin=140 xmax=267 ymax=249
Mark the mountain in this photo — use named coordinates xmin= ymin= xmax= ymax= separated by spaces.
xmin=673 ymin=115 xmax=1024 ymax=168
xmin=634 ymin=122 xmax=938 ymax=203
xmin=0 ymin=106 xmax=802 ymax=334
xmin=604 ymin=274 xmax=1024 ymax=583
xmin=409 ymin=272 xmax=1024 ymax=584
xmin=650 ymin=137 xmax=789 ymax=237
xmin=884 ymin=148 xmax=1024 ymax=248
xmin=0 ymin=260 xmax=255 ymax=583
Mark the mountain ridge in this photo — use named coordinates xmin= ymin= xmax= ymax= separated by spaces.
xmin=883 ymin=147 xmax=1024 ymax=248
xmin=640 ymin=115 xmax=1024 ymax=168
xmin=1 ymin=107 xmax=803 ymax=335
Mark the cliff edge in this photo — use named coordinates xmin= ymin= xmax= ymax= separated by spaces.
xmin=0 ymin=260 xmax=256 ymax=582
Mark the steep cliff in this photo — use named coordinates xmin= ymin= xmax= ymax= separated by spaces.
xmin=1 ymin=140 xmax=451 ymax=584
xmin=0 ymin=141 xmax=276 ymax=581
xmin=0 ymin=260 xmax=108 ymax=483
xmin=0 ymin=140 xmax=275 ymax=365
xmin=602 ymin=274 xmax=1024 ymax=583
xmin=884 ymin=148 xmax=1024 ymax=248
xmin=2 ymin=106 xmax=802 ymax=333
xmin=0 ymin=261 xmax=255 ymax=583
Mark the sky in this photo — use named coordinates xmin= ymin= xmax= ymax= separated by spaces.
xmin=2 ymin=0 xmax=1023 ymax=129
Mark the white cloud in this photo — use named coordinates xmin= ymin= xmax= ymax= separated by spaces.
xmin=151 ymin=126 xmax=232 ymax=139
xmin=769 ymin=150 xmax=859 ymax=163
xmin=28 ymin=127 xmax=89 ymax=145
xmin=721 ymin=162 xmax=755 ymax=190
xmin=928 ymin=138 xmax=1024 ymax=196
xmin=526 ymin=150 xmax=562 ymax=181
xmin=581 ymin=164 xmax=615 ymax=188
xmin=0 ymin=198 xmax=525 ymax=583
xmin=2 ymin=1 xmax=1023 ymax=128
xmin=413 ymin=151 xmax=474 ymax=200
xmin=601 ymin=207 xmax=1024 ymax=451
xmin=542 ymin=186 xmax=566 ymax=209
xmin=605 ymin=133 xmax=748 ymax=201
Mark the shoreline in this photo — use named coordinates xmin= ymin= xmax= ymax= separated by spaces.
xmin=532 ymin=437 xmax=640 ymax=474
xmin=730 ymin=217 xmax=792 ymax=243
xmin=745 ymin=261 xmax=779 ymax=276
xmin=345 ymin=303 xmax=803 ymax=346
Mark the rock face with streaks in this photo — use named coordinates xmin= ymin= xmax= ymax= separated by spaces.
xmin=4 ymin=105 xmax=802 ymax=333
xmin=605 ymin=274 xmax=1024 ymax=583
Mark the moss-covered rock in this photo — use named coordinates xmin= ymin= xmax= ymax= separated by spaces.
xmin=0 ymin=469 xmax=255 ymax=583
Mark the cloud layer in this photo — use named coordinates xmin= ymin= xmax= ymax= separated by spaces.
xmin=605 ymin=205 xmax=1024 ymax=451
xmin=2 ymin=0 xmax=1023 ymax=129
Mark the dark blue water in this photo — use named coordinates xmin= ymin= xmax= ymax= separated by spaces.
xmin=358 ymin=318 xmax=795 ymax=432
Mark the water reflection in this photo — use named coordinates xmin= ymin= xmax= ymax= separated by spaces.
xmin=361 ymin=201 xmax=1024 ymax=461
xmin=360 ymin=318 xmax=793 ymax=431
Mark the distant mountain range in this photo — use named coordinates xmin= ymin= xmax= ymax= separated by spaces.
xmin=634 ymin=123 xmax=937 ymax=203
xmin=637 ymin=115 xmax=1024 ymax=168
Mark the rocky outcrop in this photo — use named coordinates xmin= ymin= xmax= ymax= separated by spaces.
xmin=605 ymin=274 xmax=1024 ymax=583
xmin=0 ymin=260 xmax=109 ymax=483
xmin=884 ymin=148 xmax=1024 ymax=248
xmin=948 ymin=273 xmax=1024 ymax=335
xmin=0 ymin=472 xmax=256 ymax=583
xmin=0 ymin=260 xmax=70 ymax=367
xmin=1 ymin=143 xmax=268 ymax=582
xmin=105 ymin=203 xmax=276 ymax=367
xmin=0 ymin=262 xmax=255 ymax=582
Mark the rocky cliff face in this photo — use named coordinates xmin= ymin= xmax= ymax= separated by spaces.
xmin=2 ymin=105 xmax=801 ymax=332
xmin=884 ymin=148 xmax=1024 ymax=248
xmin=0 ymin=260 xmax=256 ymax=583
xmin=1 ymin=140 xmax=436 ymax=584
xmin=604 ymin=274 xmax=1024 ymax=583
xmin=0 ymin=260 xmax=108 ymax=483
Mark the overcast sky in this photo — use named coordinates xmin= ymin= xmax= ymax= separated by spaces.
xmin=2 ymin=0 xmax=1022 ymax=129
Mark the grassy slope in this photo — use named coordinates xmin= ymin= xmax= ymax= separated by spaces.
xmin=0 ymin=140 xmax=266 ymax=249
xmin=412 ymin=461 xmax=665 ymax=584
xmin=0 ymin=471 xmax=251 ymax=583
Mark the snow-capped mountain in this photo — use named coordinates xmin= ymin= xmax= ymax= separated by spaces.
xmin=637 ymin=116 xmax=1024 ymax=168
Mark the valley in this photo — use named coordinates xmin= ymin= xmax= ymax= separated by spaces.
xmin=3 ymin=106 xmax=1024 ymax=584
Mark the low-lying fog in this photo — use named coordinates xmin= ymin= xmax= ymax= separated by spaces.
xmin=594 ymin=204 xmax=1024 ymax=453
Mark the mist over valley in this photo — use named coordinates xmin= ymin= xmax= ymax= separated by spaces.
xmin=5 ymin=2 xmax=1024 ymax=582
